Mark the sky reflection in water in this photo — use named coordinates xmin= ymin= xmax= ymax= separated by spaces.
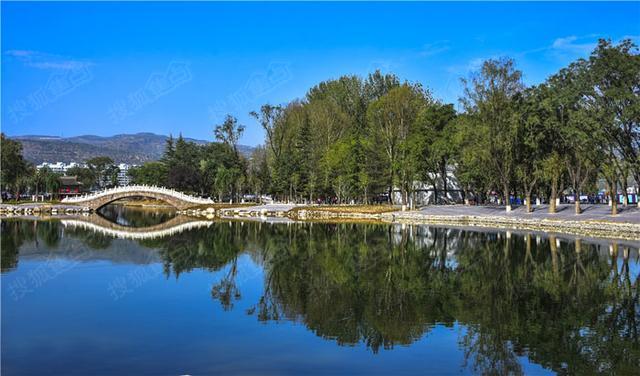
xmin=1 ymin=210 xmax=639 ymax=375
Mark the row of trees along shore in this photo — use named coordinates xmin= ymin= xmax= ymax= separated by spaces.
xmin=2 ymin=39 xmax=637 ymax=215
xmin=130 ymin=39 xmax=638 ymax=215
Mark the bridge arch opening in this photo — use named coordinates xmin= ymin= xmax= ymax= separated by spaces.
xmin=97 ymin=201 xmax=177 ymax=228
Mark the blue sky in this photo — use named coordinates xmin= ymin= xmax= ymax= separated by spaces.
xmin=2 ymin=2 xmax=639 ymax=146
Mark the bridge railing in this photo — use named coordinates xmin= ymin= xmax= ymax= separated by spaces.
xmin=60 ymin=185 xmax=214 ymax=205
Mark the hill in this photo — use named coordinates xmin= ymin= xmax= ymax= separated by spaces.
xmin=13 ymin=133 xmax=255 ymax=165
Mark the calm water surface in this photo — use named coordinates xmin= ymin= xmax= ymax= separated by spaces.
xmin=1 ymin=206 xmax=639 ymax=375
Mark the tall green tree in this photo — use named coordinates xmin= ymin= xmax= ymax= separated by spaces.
xmin=1 ymin=133 xmax=30 ymax=199
xmin=460 ymin=58 xmax=524 ymax=211
xmin=367 ymin=84 xmax=428 ymax=205
xmin=586 ymin=39 xmax=640 ymax=213
xmin=412 ymin=103 xmax=456 ymax=205
xmin=86 ymin=156 xmax=118 ymax=189
xmin=214 ymin=115 xmax=245 ymax=155
xmin=129 ymin=162 xmax=167 ymax=186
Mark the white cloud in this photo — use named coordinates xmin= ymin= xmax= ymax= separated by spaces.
xmin=551 ymin=35 xmax=597 ymax=55
xmin=419 ymin=40 xmax=450 ymax=57
xmin=5 ymin=49 xmax=93 ymax=70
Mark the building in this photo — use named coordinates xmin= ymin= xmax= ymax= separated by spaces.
xmin=37 ymin=161 xmax=136 ymax=188
xmin=36 ymin=162 xmax=85 ymax=174
xmin=117 ymin=163 xmax=135 ymax=186
xmin=58 ymin=176 xmax=84 ymax=198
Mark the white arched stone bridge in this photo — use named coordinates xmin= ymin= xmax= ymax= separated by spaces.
xmin=61 ymin=185 xmax=214 ymax=210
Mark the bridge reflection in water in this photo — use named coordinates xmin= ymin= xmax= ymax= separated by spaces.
xmin=60 ymin=214 xmax=213 ymax=240
xmin=2 ymin=215 xmax=639 ymax=374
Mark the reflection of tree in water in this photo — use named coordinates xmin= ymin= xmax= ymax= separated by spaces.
xmin=200 ymin=223 xmax=638 ymax=373
xmin=211 ymin=255 xmax=241 ymax=311
xmin=251 ymin=224 xmax=458 ymax=352
xmin=1 ymin=220 xmax=62 ymax=271
xmin=63 ymin=226 xmax=114 ymax=249
xmin=2 ymin=218 xmax=638 ymax=373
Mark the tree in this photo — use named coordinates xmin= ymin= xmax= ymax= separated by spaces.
xmin=246 ymin=147 xmax=268 ymax=202
xmin=586 ymin=39 xmax=640 ymax=212
xmin=547 ymin=60 xmax=600 ymax=214
xmin=86 ymin=156 xmax=118 ymax=189
xmin=363 ymin=70 xmax=401 ymax=102
xmin=66 ymin=166 xmax=95 ymax=189
xmin=539 ymin=152 xmax=566 ymax=214
xmin=166 ymin=135 xmax=202 ymax=193
xmin=514 ymin=86 xmax=547 ymax=213
xmin=129 ymin=162 xmax=167 ymax=186
xmin=413 ymin=103 xmax=456 ymax=205
xmin=250 ymin=104 xmax=288 ymax=199
xmin=449 ymin=114 xmax=493 ymax=205
xmin=214 ymin=115 xmax=245 ymax=154
xmin=31 ymin=166 xmax=61 ymax=198
xmin=367 ymin=84 xmax=428 ymax=205
xmin=214 ymin=165 xmax=235 ymax=202
xmin=460 ymin=58 xmax=524 ymax=212
xmin=1 ymin=133 xmax=30 ymax=199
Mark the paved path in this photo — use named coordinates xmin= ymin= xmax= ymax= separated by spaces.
xmin=410 ymin=204 xmax=639 ymax=223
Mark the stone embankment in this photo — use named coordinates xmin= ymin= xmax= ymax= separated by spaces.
xmin=292 ymin=209 xmax=387 ymax=221
xmin=292 ymin=204 xmax=640 ymax=241
xmin=384 ymin=212 xmax=640 ymax=241
xmin=0 ymin=204 xmax=90 ymax=216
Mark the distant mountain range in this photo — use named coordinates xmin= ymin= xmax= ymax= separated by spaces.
xmin=12 ymin=133 xmax=255 ymax=165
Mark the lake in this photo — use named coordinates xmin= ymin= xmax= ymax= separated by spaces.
xmin=1 ymin=206 xmax=639 ymax=375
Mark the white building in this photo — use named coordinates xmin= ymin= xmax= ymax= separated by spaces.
xmin=36 ymin=162 xmax=85 ymax=174
xmin=37 ymin=161 xmax=136 ymax=186
xmin=117 ymin=163 xmax=136 ymax=186
xmin=391 ymin=167 xmax=464 ymax=207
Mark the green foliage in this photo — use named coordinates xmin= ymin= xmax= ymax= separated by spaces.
xmin=214 ymin=115 xmax=245 ymax=154
xmin=130 ymin=130 xmax=247 ymax=201
xmin=460 ymin=57 xmax=524 ymax=207
xmin=128 ymin=162 xmax=167 ymax=186
xmin=86 ymin=156 xmax=118 ymax=189
xmin=66 ymin=166 xmax=95 ymax=188
xmin=1 ymin=133 xmax=31 ymax=196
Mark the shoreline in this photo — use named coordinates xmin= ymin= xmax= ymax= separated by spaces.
xmin=2 ymin=203 xmax=639 ymax=241
xmin=291 ymin=205 xmax=640 ymax=241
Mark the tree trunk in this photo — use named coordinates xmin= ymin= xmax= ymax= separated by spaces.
xmin=610 ymin=179 xmax=618 ymax=216
xmin=503 ymin=182 xmax=511 ymax=212
xmin=525 ymin=192 xmax=532 ymax=213
xmin=432 ymin=180 xmax=439 ymax=205
xmin=574 ymin=191 xmax=581 ymax=215
xmin=634 ymin=172 xmax=640 ymax=208
xmin=440 ymin=161 xmax=448 ymax=203
xmin=549 ymin=181 xmax=557 ymax=214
